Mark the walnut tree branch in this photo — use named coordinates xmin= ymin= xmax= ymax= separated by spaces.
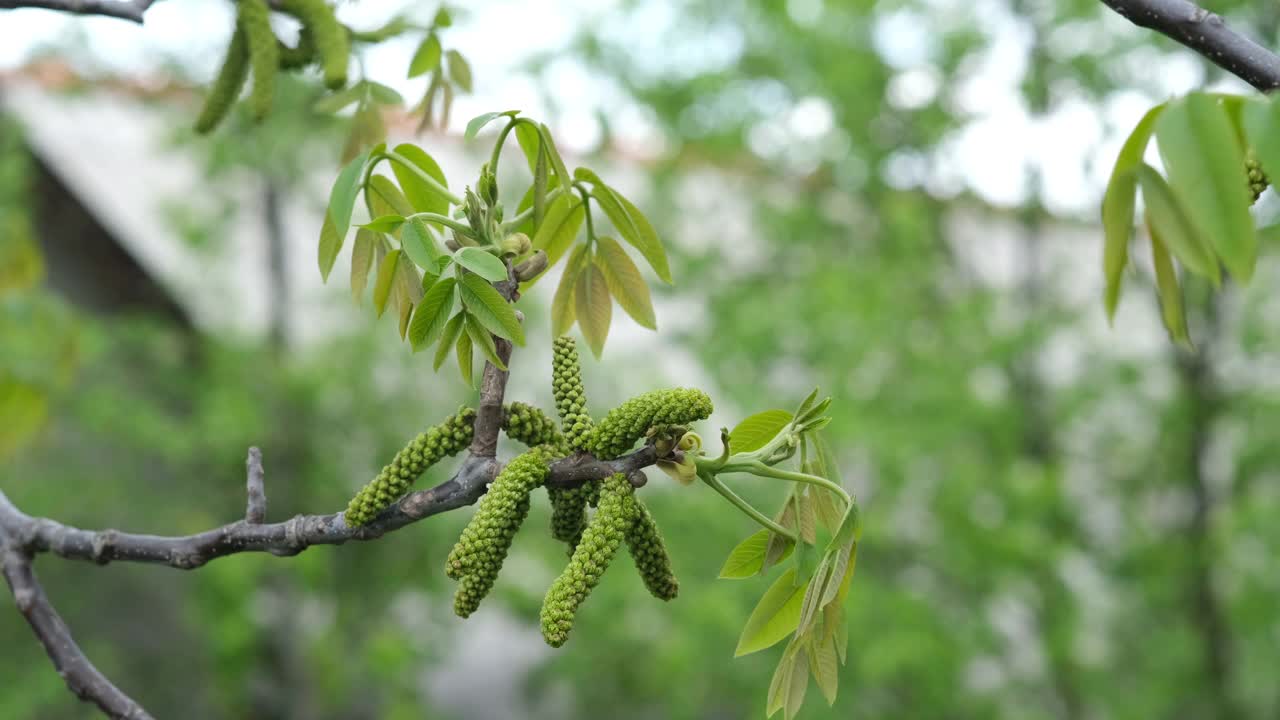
xmin=0 ymin=524 xmax=153 ymax=719
xmin=1099 ymin=0 xmax=1280 ymax=91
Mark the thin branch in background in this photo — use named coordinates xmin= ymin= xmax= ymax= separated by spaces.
xmin=0 ymin=0 xmax=153 ymax=23
xmin=0 ymin=525 xmax=153 ymax=719
xmin=245 ymin=446 xmax=267 ymax=524
xmin=1099 ymin=0 xmax=1280 ymax=91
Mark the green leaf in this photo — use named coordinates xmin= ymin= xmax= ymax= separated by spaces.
xmin=590 ymin=185 xmax=672 ymax=284
xmin=435 ymin=313 xmax=464 ymax=370
xmin=465 ymin=313 xmax=507 ymax=370
xmin=821 ymin=543 xmax=854 ymax=607
xmin=719 ymin=530 xmax=770 ymax=579
xmin=453 ymin=247 xmax=508 ymax=282
xmin=832 ymin=606 xmax=848 ymax=664
xmin=431 ymin=7 xmax=451 ymax=27
xmin=366 ymin=81 xmax=404 ymax=106
xmin=447 ymin=50 xmax=472 ymax=92
xmin=811 ymin=636 xmax=839 ymax=706
xmin=318 ymin=213 xmax=344 ymax=282
xmin=766 ymin=649 xmax=794 ymax=718
xmin=826 ymin=500 xmax=862 ymax=554
xmin=459 ymin=273 xmax=524 ymax=344
xmin=575 ymin=261 xmax=612 ymax=358
xmin=313 ymin=83 xmax=365 ymax=114
xmin=455 ymin=327 xmax=474 ymax=384
xmin=736 ymin=567 xmax=807 ymax=656
xmin=596 ymin=236 xmax=657 ymax=329
xmin=539 ymin=123 xmax=570 ymax=182
xmin=465 ymin=111 xmax=505 ymax=140
xmin=525 ymin=196 xmax=584 ymax=290
xmin=1101 ymin=103 xmax=1161 ymax=318
xmin=401 ymin=219 xmax=441 ymax=270
xmin=390 ymin=144 xmax=450 ymax=216
xmin=1147 ymin=214 xmax=1192 ymax=346
xmin=730 ymin=410 xmax=794 ymax=453
xmin=1133 ymin=165 xmax=1220 ymax=284
xmin=1156 ymin=93 xmax=1256 ymax=282
xmin=408 ymin=34 xmax=441 ymax=78
xmin=325 ymin=150 xmax=369 ymax=244
xmin=408 ymin=277 xmax=456 ymax=351
xmin=534 ymin=144 xmax=549 ymax=229
xmin=796 ymin=489 xmax=817 ymax=544
xmin=784 ymin=649 xmax=809 ymax=720
xmin=362 ymin=214 xmax=405 ymax=234
xmin=350 ymin=229 xmax=377 ymax=299
xmin=552 ymin=244 xmax=589 ymax=337
xmin=366 ymin=175 xmax=414 ymax=224
xmin=372 ymin=249 xmax=402 ymax=318
xmin=514 ymin=121 xmax=541 ymax=173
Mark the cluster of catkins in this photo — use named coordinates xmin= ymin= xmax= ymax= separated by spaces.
xmin=196 ymin=0 xmax=350 ymax=132
xmin=445 ymin=336 xmax=711 ymax=646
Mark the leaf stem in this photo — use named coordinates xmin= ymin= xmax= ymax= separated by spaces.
xmin=488 ymin=119 xmax=518 ymax=176
xmin=699 ymin=470 xmax=797 ymax=541
xmin=383 ymin=150 xmax=465 ymax=206
xmin=407 ymin=211 xmax=475 ymax=237
xmin=501 ymin=186 xmax=566 ymax=231
xmin=740 ymin=461 xmax=851 ymax=506
xmin=575 ymin=184 xmax=596 ymax=241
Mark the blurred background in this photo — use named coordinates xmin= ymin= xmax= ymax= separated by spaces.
xmin=2 ymin=0 xmax=1280 ymax=717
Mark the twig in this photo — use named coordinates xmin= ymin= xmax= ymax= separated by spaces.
xmin=1099 ymin=0 xmax=1280 ymax=91
xmin=469 ymin=264 xmax=519 ymax=458
xmin=0 ymin=524 xmax=153 ymax=719
xmin=0 ymin=0 xmax=154 ymax=23
xmin=245 ymin=446 xmax=266 ymax=524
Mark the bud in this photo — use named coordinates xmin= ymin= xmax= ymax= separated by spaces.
xmin=514 ymin=250 xmax=548 ymax=281
xmin=501 ymin=232 xmax=532 ymax=257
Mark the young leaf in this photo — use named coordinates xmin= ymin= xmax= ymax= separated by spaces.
xmin=313 ymin=83 xmax=365 ymax=114
xmin=362 ymin=214 xmax=405 ymax=234
xmin=736 ymin=567 xmax=807 ymax=656
xmin=575 ymin=261 xmax=612 ymax=358
xmin=459 ymin=273 xmax=524 ymax=344
xmin=1156 ymin=93 xmax=1256 ymax=282
xmin=1147 ymin=214 xmax=1192 ymax=346
xmin=366 ymin=81 xmax=404 ymax=106
xmin=796 ymin=490 xmax=817 ymax=544
xmin=719 ymin=529 xmax=770 ymax=579
xmin=408 ymin=277 xmax=456 ymax=351
xmin=784 ymin=650 xmax=809 ymax=720
xmin=398 ymin=299 xmax=413 ymax=339
xmin=826 ymin=500 xmax=862 ymax=553
xmin=539 ymin=123 xmax=570 ymax=182
xmin=811 ymin=636 xmax=839 ymax=706
xmin=390 ymin=144 xmax=450 ymax=216
xmin=435 ymin=313 xmax=464 ymax=370
xmin=318 ymin=214 xmax=344 ymax=282
xmin=446 ymin=50 xmax=472 ymax=92
xmin=372 ymin=249 xmax=402 ymax=318
xmin=821 ymin=543 xmax=854 ymax=607
xmin=514 ymin=122 xmax=541 ymax=173
xmin=464 ymin=111 xmax=504 ymax=140
xmin=552 ymin=244 xmax=589 ymax=337
xmin=350 ymin=229 xmax=377 ymax=299
xmin=1134 ymin=165 xmax=1220 ymax=284
xmin=526 ymin=196 xmax=584 ymax=289
xmin=367 ymin=175 xmax=415 ymax=220
xmin=534 ymin=143 xmax=549 ymax=229
xmin=395 ymin=252 xmax=423 ymax=305
xmin=766 ymin=649 xmax=794 ymax=718
xmin=832 ymin=606 xmax=849 ymax=664
xmin=596 ymin=235 xmax=657 ymax=329
xmin=729 ymin=410 xmax=793 ymax=453
xmin=797 ymin=560 xmax=832 ymax=635
xmin=614 ymin=191 xmax=672 ymax=284
xmin=455 ymin=328 xmax=474 ymax=383
xmin=465 ymin=313 xmax=507 ymax=370
xmin=401 ymin=219 xmax=442 ymax=270
xmin=408 ymin=34 xmax=442 ymax=78
xmin=454 ymin=247 xmax=509 ymax=282
xmin=325 ymin=149 xmax=369 ymax=245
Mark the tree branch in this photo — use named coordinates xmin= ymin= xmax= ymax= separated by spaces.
xmin=0 ymin=0 xmax=153 ymax=23
xmin=0 ymin=524 xmax=153 ymax=719
xmin=245 ymin=446 xmax=266 ymax=524
xmin=1099 ymin=0 xmax=1280 ymax=91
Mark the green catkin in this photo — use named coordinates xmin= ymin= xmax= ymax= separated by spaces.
xmin=1247 ymin=153 xmax=1269 ymax=203
xmin=585 ymin=388 xmax=714 ymax=460
xmin=238 ymin=0 xmax=278 ymax=121
xmin=552 ymin=337 xmax=594 ymax=450
xmin=548 ymin=483 xmax=593 ymax=552
xmin=624 ymin=496 xmax=679 ymax=601
xmin=539 ymin=473 xmax=634 ymax=648
xmin=502 ymin=402 xmax=565 ymax=450
xmin=277 ymin=27 xmax=315 ymax=70
xmin=278 ymin=0 xmax=348 ymax=89
xmin=446 ymin=447 xmax=552 ymax=616
xmin=343 ymin=407 xmax=476 ymax=527
xmin=194 ymin=27 xmax=250 ymax=134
